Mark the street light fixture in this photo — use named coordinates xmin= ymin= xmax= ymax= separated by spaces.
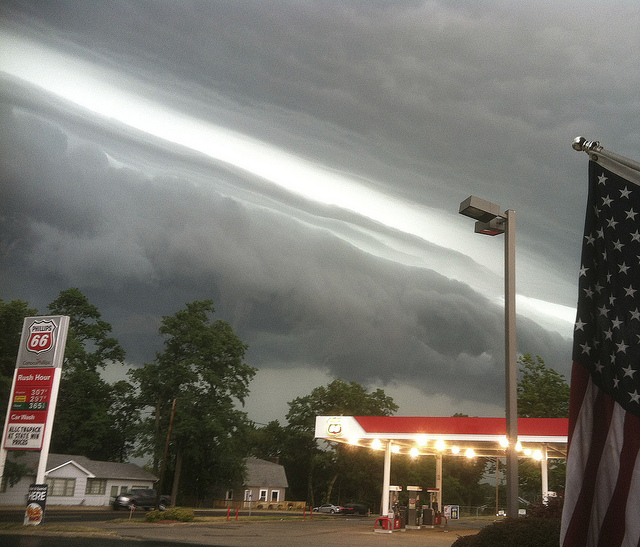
xmin=459 ymin=195 xmax=519 ymax=520
xmin=459 ymin=196 xmax=501 ymax=223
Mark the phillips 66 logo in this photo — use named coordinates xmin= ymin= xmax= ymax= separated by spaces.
xmin=327 ymin=417 xmax=343 ymax=436
xmin=26 ymin=320 xmax=57 ymax=354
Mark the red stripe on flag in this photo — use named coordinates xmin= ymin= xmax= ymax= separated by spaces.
xmin=567 ymin=360 xmax=590 ymax=448
xmin=562 ymin=382 xmax=615 ymax=547
xmin=597 ymin=412 xmax=640 ymax=547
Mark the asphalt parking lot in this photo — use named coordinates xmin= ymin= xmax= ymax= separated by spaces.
xmin=0 ymin=514 xmax=486 ymax=547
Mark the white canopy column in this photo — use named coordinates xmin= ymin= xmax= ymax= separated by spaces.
xmin=435 ymin=453 xmax=443 ymax=511
xmin=541 ymin=443 xmax=549 ymax=504
xmin=381 ymin=441 xmax=391 ymax=516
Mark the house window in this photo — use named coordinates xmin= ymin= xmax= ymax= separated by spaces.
xmin=120 ymin=486 xmax=128 ymax=494
xmin=225 ymin=489 xmax=233 ymax=501
xmin=46 ymin=478 xmax=76 ymax=496
xmin=244 ymin=490 xmax=252 ymax=501
xmin=85 ymin=479 xmax=107 ymax=495
xmin=110 ymin=485 xmax=119 ymax=498
xmin=259 ymin=489 xmax=267 ymax=502
xmin=271 ymin=490 xmax=279 ymax=502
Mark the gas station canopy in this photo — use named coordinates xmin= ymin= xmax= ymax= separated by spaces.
xmin=315 ymin=415 xmax=568 ymax=518
xmin=314 ymin=415 xmax=568 ymax=459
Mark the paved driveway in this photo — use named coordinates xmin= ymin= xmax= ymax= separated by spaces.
xmin=3 ymin=516 xmax=483 ymax=547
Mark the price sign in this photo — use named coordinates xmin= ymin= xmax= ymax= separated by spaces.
xmin=11 ymin=387 xmax=51 ymax=411
xmin=3 ymin=368 xmax=55 ymax=450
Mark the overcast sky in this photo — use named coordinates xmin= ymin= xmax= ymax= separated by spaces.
xmin=2 ymin=1 xmax=640 ymax=425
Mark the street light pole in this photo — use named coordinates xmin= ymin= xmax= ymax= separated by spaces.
xmin=459 ymin=197 xmax=519 ymax=519
xmin=503 ymin=209 xmax=519 ymax=520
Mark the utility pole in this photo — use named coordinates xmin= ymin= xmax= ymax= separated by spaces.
xmin=155 ymin=398 xmax=177 ymax=509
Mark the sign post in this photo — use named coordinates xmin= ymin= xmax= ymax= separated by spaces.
xmin=0 ymin=315 xmax=69 ymax=525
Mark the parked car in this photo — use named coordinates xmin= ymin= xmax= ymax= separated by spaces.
xmin=342 ymin=503 xmax=368 ymax=515
xmin=313 ymin=503 xmax=344 ymax=514
xmin=113 ymin=489 xmax=171 ymax=511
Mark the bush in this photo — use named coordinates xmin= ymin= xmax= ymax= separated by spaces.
xmin=145 ymin=507 xmax=195 ymax=523
xmin=451 ymin=533 xmax=477 ymax=547
xmin=526 ymin=495 xmax=564 ymax=519
xmin=451 ymin=517 xmax=561 ymax=547
xmin=144 ymin=510 xmax=165 ymax=522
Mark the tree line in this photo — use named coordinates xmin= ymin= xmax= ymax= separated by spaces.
xmin=1 ymin=290 xmax=253 ymax=502
xmin=0 ymin=290 xmax=570 ymax=508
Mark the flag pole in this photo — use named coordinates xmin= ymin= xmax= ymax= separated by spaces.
xmin=573 ymin=136 xmax=640 ymax=173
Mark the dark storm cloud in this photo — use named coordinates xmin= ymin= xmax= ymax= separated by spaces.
xmin=10 ymin=0 xmax=631 ymax=308
xmin=3 ymin=0 xmax=636 ymax=418
xmin=0 ymin=84 xmax=570 ymax=408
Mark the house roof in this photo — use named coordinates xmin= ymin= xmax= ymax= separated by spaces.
xmin=245 ymin=457 xmax=288 ymax=488
xmin=7 ymin=452 xmax=158 ymax=482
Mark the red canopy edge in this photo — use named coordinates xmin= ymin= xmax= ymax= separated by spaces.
xmin=353 ymin=416 xmax=568 ymax=438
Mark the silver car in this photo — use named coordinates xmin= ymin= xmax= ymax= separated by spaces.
xmin=313 ymin=503 xmax=343 ymax=514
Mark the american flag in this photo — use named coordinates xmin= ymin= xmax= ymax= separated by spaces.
xmin=561 ymin=160 xmax=640 ymax=546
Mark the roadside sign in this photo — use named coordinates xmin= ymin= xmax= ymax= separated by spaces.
xmin=24 ymin=484 xmax=48 ymax=526
xmin=15 ymin=317 xmax=67 ymax=369
xmin=0 ymin=316 xmax=69 ymax=526
xmin=4 ymin=368 xmax=56 ymax=450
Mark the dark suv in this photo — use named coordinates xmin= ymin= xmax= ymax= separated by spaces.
xmin=112 ymin=489 xmax=171 ymax=511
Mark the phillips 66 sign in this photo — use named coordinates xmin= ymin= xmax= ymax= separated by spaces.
xmin=2 ymin=316 xmax=69 ymax=450
xmin=25 ymin=320 xmax=57 ymax=354
xmin=16 ymin=317 xmax=68 ymax=369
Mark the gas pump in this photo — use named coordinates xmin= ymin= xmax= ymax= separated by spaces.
xmin=388 ymin=486 xmax=402 ymax=529
xmin=406 ymin=486 xmax=422 ymax=529
xmin=422 ymin=488 xmax=440 ymax=527
xmin=387 ymin=485 xmax=401 ymax=517
xmin=374 ymin=486 xmax=403 ymax=533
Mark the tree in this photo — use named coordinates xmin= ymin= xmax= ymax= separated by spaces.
xmin=516 ymin=354 xmax=569 ymax=500
xmin=130 ymin=300 xmax=254 ymax=505
xmin=517 ymin=354 xmax=570 ymax=418
xmin=442 ymin=454 xmax=490 ymax=508
xmin=443 ymin=414 xmax=492 ymax=509
xmin=519 ymin=457 xmax=566 ymax=503
xmin=0 ymin=298 xmax=38 ymax=424
xmin=285 ymin=379 xmax=398 ymax=507
xmin=287 ymin=379 xmax=398 ymax=431
xmin=47 ymin=288 xmax=135 ymax=461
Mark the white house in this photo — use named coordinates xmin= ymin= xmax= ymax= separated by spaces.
xmin=0 ymin=452 xmax=157 ymax=507
xmin=239 ymin=457 xmax=289 ymax=509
